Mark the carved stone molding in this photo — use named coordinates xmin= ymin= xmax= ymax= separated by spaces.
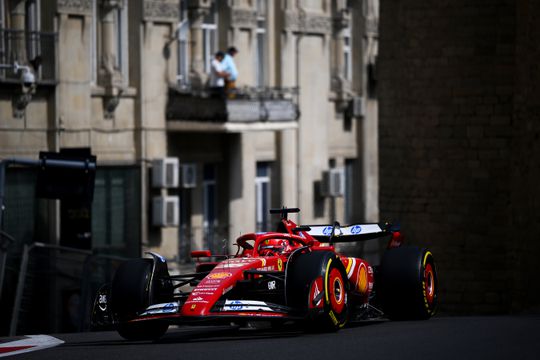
xmin=231 ymin=8 xmax=258 ymax=29
xmin=102 ymin=0 xmax=125 ymax=12
xmin=284 ymin=11 xmax=332 ymax=35
xmin=57 ymin=0 xmax=93 ymax=15
xmin=143 ymin=0 xmax=180 ymax=23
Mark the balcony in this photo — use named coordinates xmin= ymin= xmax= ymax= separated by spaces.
xmin=166 ymin=87 xmax=299 ymax=132
xmin=0 ymin=29 xmax=57 ymax=85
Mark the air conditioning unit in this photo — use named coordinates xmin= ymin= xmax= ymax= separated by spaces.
xmin=180 ymin=163 xmax=197 ymax=188
xmin=321 ymin=168 xmax=345 ymax=197
xmin=152 ymin=157 xmax=179 ymax=188
xmin=152 ymin=196 xmax=180 ymax=227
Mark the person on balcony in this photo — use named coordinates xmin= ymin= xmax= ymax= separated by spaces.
xmin=209 ymin=51 xmax=229 ymax=98
xmin=222 ymin=47 xmax=238 ymax=97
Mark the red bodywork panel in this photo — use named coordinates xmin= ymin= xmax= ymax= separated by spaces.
xmin=131 ymin=216 xmax=389 ymax=322
xmin=178 ymin=218 xmax=375 ymax=318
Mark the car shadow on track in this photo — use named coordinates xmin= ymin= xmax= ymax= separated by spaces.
xmin=60 ymin=319 xmax=388 ymax=348
xmin=60 ymin=324 xmax=304 ymax=348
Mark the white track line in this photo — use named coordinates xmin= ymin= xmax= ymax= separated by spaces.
xmin=0 ymin=335 xmax=64 ymax=358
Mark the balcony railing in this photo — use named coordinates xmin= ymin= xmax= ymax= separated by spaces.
xmin=0 ymin=29 xmax=57 ymax=83
xmin=166 ymin=86 xmax=299 ymax=124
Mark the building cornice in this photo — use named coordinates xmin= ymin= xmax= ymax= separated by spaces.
xmin=143 ymin=0 xmax=179 ymax=23
xmin=284 ymin=11 xmax=332 ymax=35
xmin=56 ymin=0 xmax=93 ymax=15
xmin=231 ymin=8 xmax=258 ymax=29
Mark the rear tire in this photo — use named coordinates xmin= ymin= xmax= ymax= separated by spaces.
xmin=378 ymin=246 xmax=438 ymax=320
xmin=111 ymin=258 xmax=169 ymax=340
xmin=287 ymin=251 xmax=349 ymax=331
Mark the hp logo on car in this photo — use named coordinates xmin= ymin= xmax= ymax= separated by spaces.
xmin=351 ymin=225 xmax=362 ymax=234
xmin=230 ymin=300 xmax=243 ymax=311
xmin=323 ymin=226 xmax=333 ymax=236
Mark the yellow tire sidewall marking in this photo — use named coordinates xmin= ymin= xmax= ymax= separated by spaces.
xmin=324 ymin=258 xmax=333 ymax=304
xmin=423 ymin=251 xmax=432 ymax=267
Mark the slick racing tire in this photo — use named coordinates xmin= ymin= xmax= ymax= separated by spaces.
xmin=378 ymin=246 xmax=438 ymax=320
xmin=111 ymin=258 xmax=169 ymax=340
xmin=287 ymin=251 xmax=349 ymax=331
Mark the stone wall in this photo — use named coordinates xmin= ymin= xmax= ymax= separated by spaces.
xmin=379 ymin=0 xmax=525 ymax=313
xmin=511 ymin=0 xmax=540 ymax=312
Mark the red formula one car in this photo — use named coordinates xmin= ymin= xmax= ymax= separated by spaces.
xmin=92 ymin=208 xmax=438 ymax=340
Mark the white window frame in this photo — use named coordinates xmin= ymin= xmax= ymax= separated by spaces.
xmin=202 ymin=1 xmax=217 ymax=75
xmin=91 ymin=0 xmax=97 ymax=84
xmin=115 ymin=4 xmax=128 ymax=82
xmin=0 ymin=0 xmax=4 ymax=29
xmin=255 ymin=162 xmax=271 ymax=232
xmin=177 ymin=0 xmax=190 ymax=88
xmin=343 ymin=26 xmax=352 ymax=81
xmin=344 ymin=159 xmax=354 ymax=223
xmin=203 ymin=178 xmax=217 ymax=230
xmin=177 ymin=19 xmax=190 ymax=87
xmin=255 ymin=0 xmax=267 ymax=87
xmin=202 ymin=164 xmax=219 ymax=252
xmin=0 ymin=1 xmax=4 ymax=74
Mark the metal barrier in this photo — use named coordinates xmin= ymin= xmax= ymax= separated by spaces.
xmin=9 ymin=242 xmax=127 ymax=336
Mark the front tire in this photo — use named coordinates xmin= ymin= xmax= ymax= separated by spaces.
xmin=287 ymin=251 xmax=349 ymax=331
xmin=111 ymin=258 xmax=169 ymax=340
xmin=378 ymin=246 xmax=438 ymax=320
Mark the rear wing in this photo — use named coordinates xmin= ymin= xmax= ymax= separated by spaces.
xmin=306 ymin=223 xmax=390 ymax=243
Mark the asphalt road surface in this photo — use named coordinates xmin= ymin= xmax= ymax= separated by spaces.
xmin=6 ymin=316 xmax=540 ymax=360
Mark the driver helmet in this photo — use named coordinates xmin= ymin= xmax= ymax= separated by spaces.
xmin=259 ymin=238 xmax=288 ymax=256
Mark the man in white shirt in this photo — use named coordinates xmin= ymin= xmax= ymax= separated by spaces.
xmin=209 ymin=51 xmax=228 ymax=98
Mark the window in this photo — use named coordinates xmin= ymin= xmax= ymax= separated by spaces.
xmin=255 ymin=0 xmax=267 ymax=87
xmin=177 ymin=0 xmax=190 ymax=88
xmin=91 ymin=0 xmax=97 ymax=83
xmin=344 ymin=159 xmax=355 ymax=223
xmin=201 ymin=1 xmax=217 ymax=75
xmin=0 ymin=1 xmax=4 ymax=28
xmin=91 ymin=0 xmax=129 ymax=86
xmin=343 ymin=26 xmax=351 ymax=81
xmin=92 ymin=167 xmax=140 ymax=257
xmin=203 ymin=164 xmax=218 ymax=252
xmin=255 ymin=162 xmax=271 ymax=232
xmin=113 ymin=5 xmax=127 ymax=75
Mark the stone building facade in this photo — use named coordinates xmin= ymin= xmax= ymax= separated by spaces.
xmin=0 ymin=0 xmax=378 ymax=270
xmin=379 ymin=0 xmax=540 ymax=313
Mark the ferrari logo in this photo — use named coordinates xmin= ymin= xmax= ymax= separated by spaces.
xmin=358 ymin=264 xmax=368 ymax=294
xmin=277 ymin=258 xmax=283 ymax=271
xmin=190 ymin=304 xmax=196 ymax=311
